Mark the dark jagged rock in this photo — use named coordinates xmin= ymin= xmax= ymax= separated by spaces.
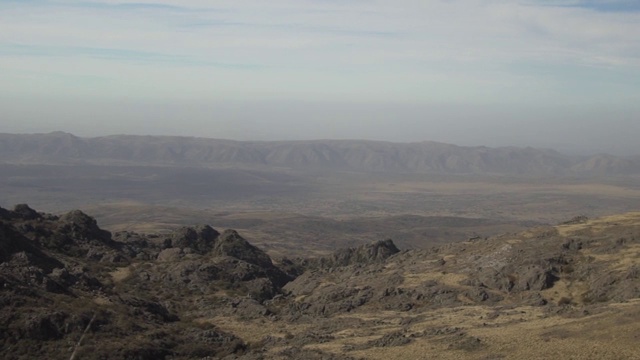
xmin=12 ymin=204 xmax=41 ymax=220
xmin=58 ymin=209 xmax=113 ymax=244
xmin=470 ymin=258 xmax=563 ymax=293
xmin=582 ymin=269 xmax=640 ymax=303
xmin=21 ymin=311 xmax=71 ymax=341
xmin=4 ymin=204 xmax=640 ymax=359
xmin=120 ymin=296 xmax=179 ymax=323
xmin=277 ymin=256 xmax=307 ymax=279
xmin=0 ymin=222 xmax=62 ymax=271
xmin=317 ymin=239 xmax=400 ymax=269
xmin=2 ymin=207 xmax=127 ymax=263
xmin=48 ymin=266 xmax=102 ymax=291
xmin=113 ymin=230 xmax=155 ymax=260
xmin=274 ymin=239 xmax=401 ymax=280
xmin=0 ymin=207 xmax=10 ymax=220
xmin=169 ymin=225 xmax=220 ymax=254
xmin=136 ymin=251 xmax=289 ymax=303
xmin=131 ymin=226 xmax=293 ymax=302
xmin=213 ymin=229 xmax=273 ymax=268
xmin=361 ymin=331 xmax=412 ymax=349
xmin=213 ymin=229 xmax=292 ymax=288
xmin=0 ymin=205 xmax=253 ymax=360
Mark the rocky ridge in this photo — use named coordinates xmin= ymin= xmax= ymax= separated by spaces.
xmin=2 ymin=132 xmax=639 ymax=175
xmin=2 ymin=205 xmax=640 ymax=359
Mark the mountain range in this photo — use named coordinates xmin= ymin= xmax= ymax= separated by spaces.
xmin=2 ymin=132 xmax=639 ymax=175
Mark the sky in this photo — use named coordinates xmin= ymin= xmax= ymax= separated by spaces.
xmin=1 ymin=0 xmax=640 ymax=155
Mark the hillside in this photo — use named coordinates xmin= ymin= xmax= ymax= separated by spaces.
xmin=2 ymin=205 xmax=640 ymax=359
xmin=2 ymin=132 xmax=639 ymax=175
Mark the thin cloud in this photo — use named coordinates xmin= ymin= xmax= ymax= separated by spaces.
xmin=2 ymin=0 xmax=640 ymax=103
xmin=530 ymin=0 xmax=640 ymax=12
xmin=0 ymin=43 xmax=264 ymax=69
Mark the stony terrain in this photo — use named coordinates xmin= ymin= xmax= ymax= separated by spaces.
xmin=2 ymin=204 xmax=640 ymax=359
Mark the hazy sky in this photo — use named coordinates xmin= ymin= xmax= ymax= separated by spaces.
xmin=2 ymin=0 xmax=640 ymax=154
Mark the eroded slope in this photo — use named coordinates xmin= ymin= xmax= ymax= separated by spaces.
xmin=2 ymin=205 xmax=640 ymax=359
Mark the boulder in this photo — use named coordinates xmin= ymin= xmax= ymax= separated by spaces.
xmin=169 ymin=225 xmax=219 ymax=254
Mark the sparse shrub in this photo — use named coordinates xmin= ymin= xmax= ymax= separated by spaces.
xmin=557 ymin=297 xmax=572 ymax=306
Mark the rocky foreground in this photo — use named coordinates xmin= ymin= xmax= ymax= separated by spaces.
xmin=1 ymin=205 xmax=640 ymax=359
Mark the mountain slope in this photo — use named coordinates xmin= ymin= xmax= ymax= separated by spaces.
xmin=2 ymin=204 xmax=640 ymax=359
xmin=2 ymin=132 xmax=638 ymax=175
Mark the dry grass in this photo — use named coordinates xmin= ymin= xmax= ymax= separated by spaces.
xmin=362 ymin=180 xmax=640 ymax=198
xmin=583 ymin=244 xmax=640 ymax=271
xmin=92 ymin=296 xmax=112 ymax=306
xmin=540 ymin=278 xmax=589 ymax=306
xmin=289 ymin=301 xmax=640 ymax=360
xmin=402 ymin=271 xmax=468 ymax=288
xmin=196 ymin=316 xmax=311 ymax=344
xmin=556 ymin=212 xmax=640 ymax=237
xmin=109 ymin=266 xmax=132 ymax=283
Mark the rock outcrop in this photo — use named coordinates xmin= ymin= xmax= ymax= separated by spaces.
xmin=168 ymin=225 xmax=219 ymax=254
xmin=3 ymin=205 xmax=640 ymax=359
xmin=0 ymin=204 xmax=293 ymax=359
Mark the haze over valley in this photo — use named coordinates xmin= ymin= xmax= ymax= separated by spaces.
xmin=1 ymin=131 xmax=639 ymax=256
xmin=2 ymin=132 xmax=639 ymax=359
xmin=3 ymin=0 xmax=640 ymax=358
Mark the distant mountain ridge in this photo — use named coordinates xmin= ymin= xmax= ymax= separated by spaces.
xmin=1 ymin=132 xmax=639 ymax=175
